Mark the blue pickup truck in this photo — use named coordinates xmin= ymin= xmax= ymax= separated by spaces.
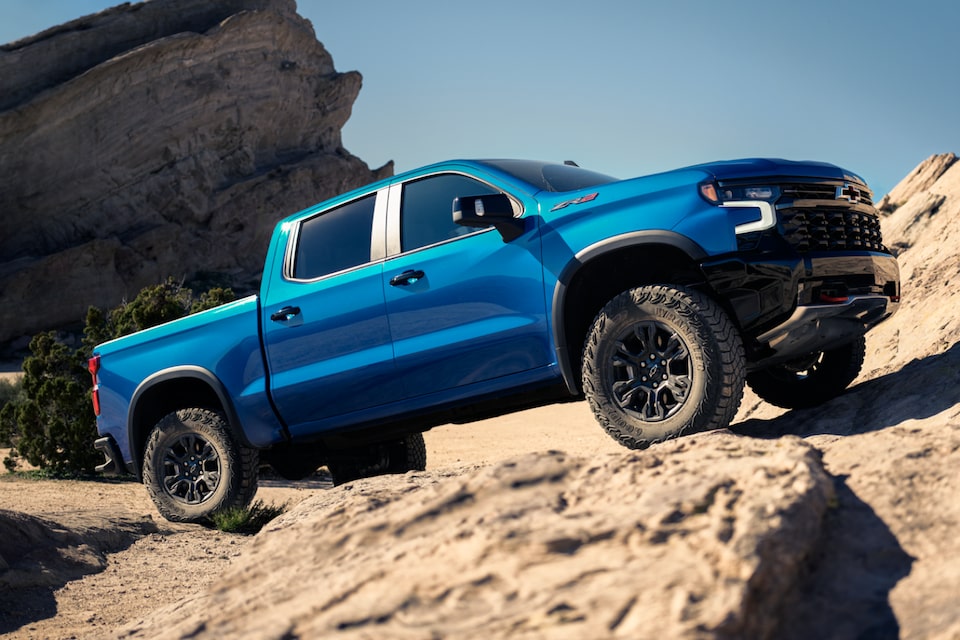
xmin=89 ymin=158 xmax=900 ymax=521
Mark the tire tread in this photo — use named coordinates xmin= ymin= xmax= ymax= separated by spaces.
xmin=142 ymin=408 xmax=258 ymax=523
xmin=582 ymin=285 xmax=745 ymax=449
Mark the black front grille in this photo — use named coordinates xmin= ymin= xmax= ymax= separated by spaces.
xmin=781 ymin=182 xmax=874 ymax=206
xmin=779 ymin=206 xmax=884 ymax=252
xmin=781 ymin=184 xmax=837 ymax=200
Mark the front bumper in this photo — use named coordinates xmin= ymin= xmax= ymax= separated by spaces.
xmin=752 ymin=294 xmax=897 ymax=366
xmin=702 ymin=250 xmax=900 ymax=364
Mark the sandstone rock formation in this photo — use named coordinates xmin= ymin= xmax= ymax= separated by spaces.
xmin=0 ymin=0 xmax=392 ymax=345
xmin=871 ymin=152 xmax=960 ymax=373
xmin=119 ymin=439 xmax=835 ymax=639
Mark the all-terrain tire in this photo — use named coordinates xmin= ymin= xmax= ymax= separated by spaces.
xmin=268 ymin=445 xmax=325 ymax=481
xmin=142 ymin=408 xmax=259 ymax=523
xmin=746 ymin=335 xmax=866 ymax=409
xmin=582 ymin=285 xmax=745 ymax=449
xmin=327 ymin=433 xmax=427 ymax=486
xmin=387 ymin=433 xmax=427 ymax=473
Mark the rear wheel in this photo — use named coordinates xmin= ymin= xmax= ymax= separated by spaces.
xmin=747 ymin=335 xmax=866 ymax=409
xmin=268 ymin=445 xmax=325 ymax=481
xmin=327 ymin=433 xmax=427 ymax=485
xmin=582 ymin=285 xmax=745 ymax=449
xmin=142 ymin=408 xmax=258 ymax=523
xmin=387 ymin=433 xmax=427 ymax=473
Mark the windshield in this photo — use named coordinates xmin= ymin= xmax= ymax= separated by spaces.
xmin=479 ymin=160 xmax=618 ymax=193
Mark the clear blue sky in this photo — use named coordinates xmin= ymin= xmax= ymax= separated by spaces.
xmin=3 ymin=0 xmax=959 ymax=197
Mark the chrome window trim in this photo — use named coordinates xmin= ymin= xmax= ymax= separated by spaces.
xmin=282 ymin=220 xmax=300 ymax=281
xmin=370 ymin=187 xmax=389 ymax=262
xmin=385 ymin=183 xmax=403 ymax=257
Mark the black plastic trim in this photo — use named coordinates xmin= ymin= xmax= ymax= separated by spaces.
xmin=702 ymin=249 xmax=900 ymax=366
xmin=127 ymin=366 xmax=250 ymax=476
xmin=94 ymin=435 xmax=128 ymax=475
xmin=749 ymin=295 xmax=897 ymax=370
xmin=551 ymin=231 xmax=708 ymax=394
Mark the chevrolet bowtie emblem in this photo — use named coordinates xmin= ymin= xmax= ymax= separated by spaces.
xmin=836 ymin=183 xmax=862 ymax=204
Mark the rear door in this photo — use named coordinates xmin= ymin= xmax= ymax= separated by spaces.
xmin=382 ymin=171 xmax=552 ymax=399
xmin=261 ymin=190 xmax=402 ymax=437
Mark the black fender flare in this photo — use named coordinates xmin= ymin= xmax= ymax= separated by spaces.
xmin=550 ymin=230 xmax=708 ymax=394
xmin=127 ymin=365 xmax=248 ymax=475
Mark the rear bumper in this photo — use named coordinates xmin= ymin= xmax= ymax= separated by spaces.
xmin=94 ymin=435 xmax=126 ymax=476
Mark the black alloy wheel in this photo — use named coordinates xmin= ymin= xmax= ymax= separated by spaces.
xmin=609 ymin=320 xmax=693 ymax=422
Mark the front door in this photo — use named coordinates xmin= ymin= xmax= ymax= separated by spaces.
xmin=382 ymin=172 xmax=551 ymax=399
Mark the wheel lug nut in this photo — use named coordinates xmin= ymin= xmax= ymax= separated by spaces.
xmin=663 ymin=374 xmax=668 ymax=380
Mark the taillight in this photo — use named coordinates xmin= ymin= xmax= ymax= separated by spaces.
xmin=88 ymin=355 xmax=101 ymax=416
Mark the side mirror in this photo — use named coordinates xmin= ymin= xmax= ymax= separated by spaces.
xmin=453 ymin=194 xmax=525 ymax=241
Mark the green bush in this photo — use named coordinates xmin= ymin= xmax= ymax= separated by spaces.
xmin=210 ymin=500 xmax=288 ymax=534
xmin=2 ymin=278 xmax=235 ymax=475
xmin=0 ymin=376 xmax=25 ymax=454
xmin=0 ymin=376 xmax=23 ymax=414
xmin=82 ymin=279 xmax=235 ymax=351
xmin=0 ymin=333 xmax=98 ymax=474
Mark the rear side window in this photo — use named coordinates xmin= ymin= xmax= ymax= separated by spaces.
xmin=293 ymin=195 xmax=376 ymax=279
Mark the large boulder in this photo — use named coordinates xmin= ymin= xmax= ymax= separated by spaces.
xmin=0 ymin=0 xmax=392 ymax=344
xmin=118 ymin=438 xmax=835 ymax=639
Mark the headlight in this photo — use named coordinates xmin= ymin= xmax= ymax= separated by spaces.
xmin=742 ymin=186 xmax=776 ymax=200
xmin=699 ymin=181 xmax=779 ymax=234
xmin=699 ymin=181 xmax=780 ymax=204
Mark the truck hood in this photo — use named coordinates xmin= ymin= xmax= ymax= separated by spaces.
xmin=684 ymin=158 xmax=867 ymax=185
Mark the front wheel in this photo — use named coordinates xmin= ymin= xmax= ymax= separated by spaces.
xmin=142 ymin=408 xmax=259 ymax=523
xmin=582 ymin=285 xmax=745 ymax=449
xmin=746 ymin=335 xmax=866 ymax=409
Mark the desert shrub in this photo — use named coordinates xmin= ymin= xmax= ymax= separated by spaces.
xmin=0 ymin=333 xmax=98 ymax=474
xmin=209 ymin=500 xmax=288 ymax=534
xmin=0 ymin=376 xmax=25 ymax=451
xmin=82 ymin=278 xmax=234 ymax=350
xmin=3 ymin=279 xmax=235 ymax=475
xmin=0 ymin=376 xmax=24 ymax=416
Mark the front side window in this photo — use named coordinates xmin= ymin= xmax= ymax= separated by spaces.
xmin=401 ymin=174 xmax=498 ymax=252
xmin=293 ymin=195 xmax=376 ymax=279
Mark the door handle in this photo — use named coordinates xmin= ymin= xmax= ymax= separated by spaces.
xmin=270 ymin=306 xmax=301 ymax=322
xmin=389 ymin=270 xmax=425 ymax=286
